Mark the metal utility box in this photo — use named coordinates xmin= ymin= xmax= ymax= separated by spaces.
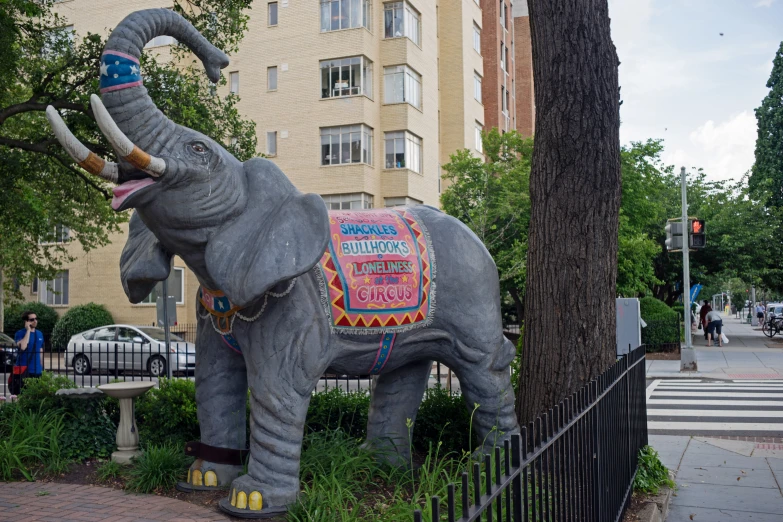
xmin=616 ymin=298 xmax=642 ymax=355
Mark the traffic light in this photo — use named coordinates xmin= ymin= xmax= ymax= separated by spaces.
xmin=665 ymin=221 xmax=683 ymax=251
xmin=689 ymin=219 xmax=706 ymax=248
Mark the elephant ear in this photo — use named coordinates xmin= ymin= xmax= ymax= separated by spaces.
xmin=205 ymin=158 xmax=329 ymax=308
xmin=120 ymin=212 xmax=173 ymax=303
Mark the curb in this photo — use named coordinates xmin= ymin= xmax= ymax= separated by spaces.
xmin=637 ymin=486 xmax=673 ymax=522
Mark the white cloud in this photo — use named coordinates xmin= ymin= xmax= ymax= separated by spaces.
xmin=755 ymin=0 xmax=775 ymax=7
xmin=663 ymin=112 xmax=758 ymax=181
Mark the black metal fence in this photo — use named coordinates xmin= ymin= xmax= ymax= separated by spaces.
xmin=413 ymin=345 xmax=648 ymax=522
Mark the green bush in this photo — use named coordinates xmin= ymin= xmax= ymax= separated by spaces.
xmin=305 ymin=388 xmax=371 ymax=440
xmin=413 ymin=387 xmax=473 ymax=454
xmin=634 ymin=445 xmax=675 ymax=495
xmin=14 ymin=372 xmax=116 ymax=462
xmin=3 ymin=302 xmax=58 ymax=348
xmin=639 ymin=297 xmax=674 ymax=320
xmin=51 ymin=303 xmax=114 ymax=351
xmin=135 ymin=378 xmax=199 ymax=448
xmin=126 ymin=443 xmax=192 ymax=493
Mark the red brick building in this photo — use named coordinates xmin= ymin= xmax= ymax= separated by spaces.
xmin=480 ymin=0 xmax=515 ymax=134
xmin=512 ymin=3 xmax=535 ymax=137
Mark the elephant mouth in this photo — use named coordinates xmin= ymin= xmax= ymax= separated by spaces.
xmin=111 ymin=177 xmax=156 ymax=210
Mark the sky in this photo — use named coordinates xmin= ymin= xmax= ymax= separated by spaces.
xmin=607 ymin=0 xmax=783 ymax=182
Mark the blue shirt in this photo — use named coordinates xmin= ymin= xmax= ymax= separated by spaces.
xmin=14 ymin=329 xmax=44 ymax=376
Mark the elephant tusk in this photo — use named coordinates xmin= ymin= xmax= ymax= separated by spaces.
xmin=46 ymin=106 xmax=119 ymax=183
xmin=90 ymin=94 xmax=166 ymax=177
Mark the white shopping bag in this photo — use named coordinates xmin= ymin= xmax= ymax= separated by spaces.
xmin=721 ymin=333 xmax=729 ymax=344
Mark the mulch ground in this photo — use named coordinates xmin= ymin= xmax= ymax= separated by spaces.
xmin=645 ymin=351 xmax=680 ymax=361
xmin=622 ymin=493 xmax=648 ymax=521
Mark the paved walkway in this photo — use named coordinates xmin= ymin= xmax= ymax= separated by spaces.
xmin=650 ymin=434 xmax=783 ymax=521
xmin=0 ymin=482 xmax=229 ymax=522
xmin=646 ymin=314 xmax=783 ymax=379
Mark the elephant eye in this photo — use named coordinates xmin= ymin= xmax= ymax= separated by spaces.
xmin=190 ymin=142 xmax=208 ymax=154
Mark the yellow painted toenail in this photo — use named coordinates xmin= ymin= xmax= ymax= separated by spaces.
xmin=237 ymin=491 xmax=247 ymax=509
xmin=248 ymin=491 xmax=263 ymax=511
xmin=192 ymin=469 xmax=203 ymax=486
xmin=204 ymin=471 xmax=217 ymax=487
xmin=230 ymin=489 xmax=237 ymax=506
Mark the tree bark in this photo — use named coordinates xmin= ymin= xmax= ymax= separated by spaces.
xmin=516 ymin=0 xmax=621 ymax=425
xmin=0 ymin=269 xmax=4 ymax=334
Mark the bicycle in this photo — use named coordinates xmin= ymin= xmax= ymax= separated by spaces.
xmin=762 ymin=316 xmax=783 ymax=338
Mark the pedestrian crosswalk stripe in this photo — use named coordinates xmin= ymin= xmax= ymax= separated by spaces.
xmin=647 ymin=379 xmax=783 ymax=437
xmin=648 ymin=409 xmax=783 ymax=418
xmin=649 ymin=399 xmax=783 ymax=406
xmin=648 ymin=421 xmax=783 ymax=431
xmin=653 ymin=391 xmax=783 ymax=398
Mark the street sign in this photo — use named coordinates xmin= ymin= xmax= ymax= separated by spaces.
xmin=156 ymin=295 xmax=177 ymax=327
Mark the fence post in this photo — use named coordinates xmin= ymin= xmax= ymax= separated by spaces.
xmin=114 ymin=342 xmax=119 ymax=380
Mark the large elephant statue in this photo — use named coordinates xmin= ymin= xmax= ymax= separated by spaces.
xmin=47 ymin=9 xmax=520 ymax=518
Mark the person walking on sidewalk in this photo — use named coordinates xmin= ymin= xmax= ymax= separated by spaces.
xmin=705 ymin=309 xmax=724 ymax=347
xmin=14 ymin=310 xmax=44 ymax=378
xmin=756 ymin=302 xmax=765 ymax=326
xmin=699 ymin=300 xmax=712 ymax=340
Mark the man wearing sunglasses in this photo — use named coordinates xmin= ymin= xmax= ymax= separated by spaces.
xmin=14 ymin=311 xmax=44 ymax=378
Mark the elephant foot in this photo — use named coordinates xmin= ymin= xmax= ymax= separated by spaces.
xmin=218 ymin=473 xmax=291 ymax=519
xmin=175 ymin=459 xmax=242 ymax=492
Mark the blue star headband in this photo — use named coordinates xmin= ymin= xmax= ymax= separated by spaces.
xmin=99 ymin=51 xmax=142 ymax=93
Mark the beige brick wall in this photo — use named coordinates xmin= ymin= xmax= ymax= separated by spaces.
xmin=46 ymin=0 xmax=478 ymax=324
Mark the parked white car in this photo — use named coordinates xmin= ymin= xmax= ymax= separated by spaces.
xmin=65 ymin=324 xmax=196 ymax=377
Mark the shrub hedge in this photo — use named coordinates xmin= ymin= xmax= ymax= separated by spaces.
xmin=51 ymin=303 xmax=114 ymax=351
xmin=640 ymin=297 xmax=680 ymax=351
xmin=3 ymin=302 xmax=58 ymax=348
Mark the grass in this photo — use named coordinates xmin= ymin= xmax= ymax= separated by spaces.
xmin=126 ymin=443 xmax=193 ymax=493
xmin=96 ymin=459 xmax=127 ymax=482
xmin=0 ymin=406 xmax=67 ymax=481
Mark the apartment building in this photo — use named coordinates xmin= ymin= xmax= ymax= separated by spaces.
xmin=512 ymin=3 xmax=534 ymax=137
xmin=480 ymin=0 xmax=515 ymax=134
xmin=35 ymin=0 xmax=490 ymax=325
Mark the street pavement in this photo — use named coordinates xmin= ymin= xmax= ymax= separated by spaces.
xmin=650 ymin=435 xmax=783 ymax=521
xmin=646 ymin=314 xmax=783 ymax=379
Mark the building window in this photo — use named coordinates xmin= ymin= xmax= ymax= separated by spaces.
xmin=383 ymin=65 xmax=421 ymax=108
xmin=500 ymin=42 xmax=506 ymax=71
xmin=500 ymin=0 xmax=506 ymax=29
xmin=321 ymin=193 xmax=374 ymax=209
xmin=383 ymin=2 xmax=420 ymax=46
xmin=321 ymin=0 xmax=372 ymax=32
xmin=320 ymin=56 xmax=373 ymax=99
xmin=473 ymin=24 xmax=481 ymax=54
xmin=501 ymin=86 xmax=508 ymax=112
xmin=474 ymin=72 xmax=482 ymax=102
xmin=267 ymin=131 xmax=277 ymax=156
xmin=41 ymin=224 xmax=70 ymax=244
xmin=475 ymin=122 xmax=483 ymax=153
xmin=267 ymin=67 xmax=278 ymax=90
xmin=229 ymin=71 xmax=239 ymax=94
xmin=32 ymin=277 xmax=38 ymax=295
xmin=384 ymin=131 xmax=422 ymax=173
xmin=321 ymin=125 xmax=373 ymax=166
xmin=268 ymin=2 xmax=278 ymax=25
xmin=384 ymin=196 xmax=422 ymax=207
xmin=39 ymin=271 xmax=69 ymax=306
xmin=140 ymin=267 xmax=185 ymax=305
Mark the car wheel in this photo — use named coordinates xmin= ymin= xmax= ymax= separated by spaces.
xmin=148 ymin=355 xmax=166 ymax=377
xmin=73 ymin=354 xmax=91 ymax=375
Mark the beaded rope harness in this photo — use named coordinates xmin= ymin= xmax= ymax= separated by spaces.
xmin=197 ymin=279 xmax=297 ymax=354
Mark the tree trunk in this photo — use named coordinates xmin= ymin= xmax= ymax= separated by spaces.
xmin=0 ymin=269 xmax=4 ymax=334
xmin=516 ymin=0 xmax=621 ymax=425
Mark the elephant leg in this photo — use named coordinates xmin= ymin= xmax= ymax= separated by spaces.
xmin=179 ymin=316 xmax=248 ymax=491
xmin=365 ymin=358 xmax=433 ymax=467
xmin=222 ymin=322 xmax=326 ymax=517
xmin=453 ymin=337 xmax=520 ymax=453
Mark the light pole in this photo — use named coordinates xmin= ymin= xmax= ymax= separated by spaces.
xmin=680 ymin=167 xmax=697 ymax=371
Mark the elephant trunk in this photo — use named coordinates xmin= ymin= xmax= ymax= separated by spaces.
xmin=99 ymin=9 xmax=228 ymax=157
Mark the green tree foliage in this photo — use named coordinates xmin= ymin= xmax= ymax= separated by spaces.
xmin=0 ymin=0 xmax=257 ymax=329
xmin=50 ymin=302 xmax=113 ymax=351
xmin=750 ymin=41 xmax=783 ymax=208
xmin=440 ymin=129 xmax=532 ymax=322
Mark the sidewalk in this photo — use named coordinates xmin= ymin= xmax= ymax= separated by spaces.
xmin=646 ymin=315 xmax=783 ymax=380
xmin=649 ymin=434 xmax=783 ymax=521
xmin=0 ymin=482 xmax=229 ymax=521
